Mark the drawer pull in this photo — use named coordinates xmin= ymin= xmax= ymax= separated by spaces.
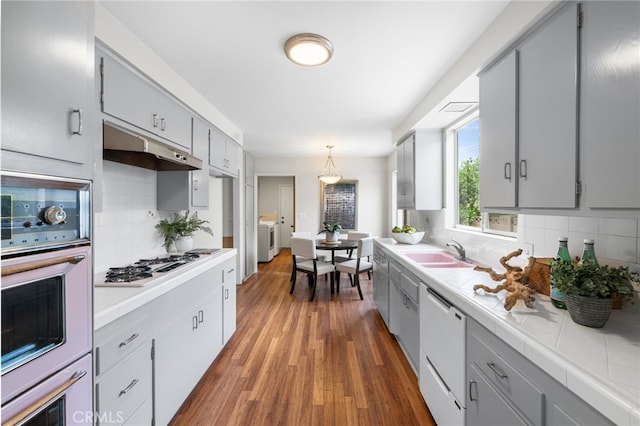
xmin=118 ymin=378 xmax=139 ymax=397
xmin=487 ymin=362 xmax=508 ymax=379
xmin=118 ymin=333 xmax=139 ymax=348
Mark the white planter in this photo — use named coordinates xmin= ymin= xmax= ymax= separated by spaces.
xmin=325 ymin=231 xmax=339 ymax=242
xmin=175 ymin=236 xmax=193 ymax=253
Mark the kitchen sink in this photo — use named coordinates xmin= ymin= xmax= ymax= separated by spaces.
xmin=405 ymin=252 xmax=475 ymax=268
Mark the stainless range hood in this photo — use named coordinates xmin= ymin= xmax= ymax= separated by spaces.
xmin=103 ymin=121 xmax=202 ymax=171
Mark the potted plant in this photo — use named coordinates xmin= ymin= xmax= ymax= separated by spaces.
xmin=319 ymin=222 xmax=342 ymax=242
xmin=550 ymin=259 xmax=637 ymax=328
xmin=155 ymin=211 xmax=213 ymax=252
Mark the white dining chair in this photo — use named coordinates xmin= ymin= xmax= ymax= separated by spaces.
xmin=335 ymin=237 xmax=373 ymax=300
xmin=289 ymin=237 xmax=335 ymax=301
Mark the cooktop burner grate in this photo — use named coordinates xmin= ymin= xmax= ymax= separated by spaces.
xmin=104 ymin=253 xmax=202 ymax=283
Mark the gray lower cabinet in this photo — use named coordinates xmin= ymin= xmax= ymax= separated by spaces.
xmin=467 ymin=318 xmax=614 ymax=426
xmin=222 ymin=257 xmax=237 ymax=344
xmin=95 ymin=304 xmax=153 ymax=426
xmin=100 ymin=49 xmax=192 ymax=152
xmin=372 ymin=247 xmax=390 ymax=329
xmin=153 ymin=265 xmax=225 ymax=426
xmin=1 ymin=0 xmax=95 ymax=179
xmin=388 ymin=259 xmax=419 ymax=373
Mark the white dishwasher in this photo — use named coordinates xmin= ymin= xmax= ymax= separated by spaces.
xmin=419 ymin=283 xmax=466 ymax=426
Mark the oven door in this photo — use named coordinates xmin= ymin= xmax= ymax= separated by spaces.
xmin=1 ymin=245 xmax=92 ymax=404
xmin=1 ymin=353 xmax=92 ymax=426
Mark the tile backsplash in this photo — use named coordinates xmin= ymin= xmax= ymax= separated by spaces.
xmin=94 ymin=161 xmax=164 ymax=272
xmin=416 ymin=210 xmax=640 ymax=271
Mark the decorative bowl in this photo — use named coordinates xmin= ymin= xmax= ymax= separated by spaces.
xmin=391 ymin=231 xmax=425 ymax=245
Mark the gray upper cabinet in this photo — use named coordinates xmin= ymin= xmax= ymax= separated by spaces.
xmin=582 ymin=1 xmax=640 ymax=209
xmin=209 ymin=127 xmax=239 ymax=178
xmin=479 ymin=50 xmax=518 ymax=209
xmin=479 ymin=2 xmax=579 ymax=210
xmin=100 ymin=51 xmax=192 ymax=152
xmin=397 ymin=130 xmax=442 ymax=211
xmin=1 ymin=1 xmax=95 ymax=179
xmin=517 ymin=2 xmax=579 ymax=209
xmin=157 ymin=117 xmax=210 ymax=210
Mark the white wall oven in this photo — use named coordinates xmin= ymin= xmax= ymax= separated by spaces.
xmin=1 ymin=172 xmax=92 ymax=425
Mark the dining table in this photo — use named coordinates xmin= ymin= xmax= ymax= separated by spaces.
xmin=315 ymin=239 xmax=358 ymax=264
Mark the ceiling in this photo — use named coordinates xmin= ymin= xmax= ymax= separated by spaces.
xmin=99 ymin=1 xmax=509 ymax=158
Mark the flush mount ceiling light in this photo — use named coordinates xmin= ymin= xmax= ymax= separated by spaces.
xmin=318 ymin=145 xmax=341 ymax=184
xmin=284 ymin=33 xmax=333 ymax=66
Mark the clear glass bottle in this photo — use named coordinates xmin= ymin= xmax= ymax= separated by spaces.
xmin=550 ymin=237 xmax=570 ymax=309
xmin=579 ymin=239 xmax=599 ymax=267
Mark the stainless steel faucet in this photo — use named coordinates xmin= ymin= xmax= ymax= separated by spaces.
xmin=446 ymin=239 xmax=466 ymax=261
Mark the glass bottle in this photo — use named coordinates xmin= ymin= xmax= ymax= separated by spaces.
xmin=579 ymin=239 xmax=599 ymax=267
xmin=550 ymin=237 xmax=571 ymax=309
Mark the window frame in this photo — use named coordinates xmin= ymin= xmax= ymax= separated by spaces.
xmin=445 ymin=108 xmax=517 ymax=238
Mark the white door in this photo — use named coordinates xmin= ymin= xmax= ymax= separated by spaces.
xmin=279 ymin=184 xmax=294 ymax=247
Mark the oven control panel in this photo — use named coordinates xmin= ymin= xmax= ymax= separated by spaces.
xmin=1 ymin=173 xmax=90 ymax=253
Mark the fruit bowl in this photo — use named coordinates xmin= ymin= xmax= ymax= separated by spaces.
xmin=391 ymin=231 xmax=425 ymax=245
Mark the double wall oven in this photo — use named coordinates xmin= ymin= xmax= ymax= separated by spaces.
xmin=1 ymin=172 xmax=93 ymax=425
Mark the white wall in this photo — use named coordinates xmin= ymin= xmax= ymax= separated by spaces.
xmin=257 ymin=176 xmax=294 ymax=217
xmin=254 ymin=157 xmax=387 ymax=238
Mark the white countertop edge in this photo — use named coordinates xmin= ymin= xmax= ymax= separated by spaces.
xmin=94 ymin=249 xmax=237 ymax=330
xmin=565 ymin=363 xmax=635 ymax=426
xmin=374 ymin=238 xmax=639 ymax=424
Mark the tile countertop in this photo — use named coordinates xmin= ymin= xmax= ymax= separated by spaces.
xmin=375 ymin=238 xmax=640 ymax=426
xmin=94 ymin=249 xmax=237 ymax=330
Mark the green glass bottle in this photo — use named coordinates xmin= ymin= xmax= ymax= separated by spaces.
xmin=550 ymin=237 xmax=571 ymax=309
xmin=579 ymin=239 xmax=599 ymax=267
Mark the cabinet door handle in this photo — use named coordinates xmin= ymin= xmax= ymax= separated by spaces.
xmin=192 ymin=315 xmax=198 ymax=330
xmin=198 ymin=310 xmax=204 ymax=324
xmin=469 ymin=380 xmax=478 ymax=401
xmin=152 ymin=113 xmax=159 ymax=128
xmin=504 ymin=162 xmax=511 ymax=181
xmin=487 ymin=362 xmax=508 ymax=379
xmin=71 ymin=108 xmax=83 ymax=135
xmin=225 ymin=288 xmax=229 ymax=300
xmin=118 ymin=378 xmax=139 ymax=397
xmin=118 ymin=333 xmax=139 ymax=348
xmin=160 ymin=117 xmax=166 ymax=131
xmin=519 ymin=159 xmax=527 ymax=179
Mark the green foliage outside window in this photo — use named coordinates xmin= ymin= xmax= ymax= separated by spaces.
xmin=458 ymin=157 xmax=480 ymax=227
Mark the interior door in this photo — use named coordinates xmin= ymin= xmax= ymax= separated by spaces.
xmin=279 ymin=184 xmax=294 ymax=247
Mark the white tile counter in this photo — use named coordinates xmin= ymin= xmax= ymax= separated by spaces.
xmin=94 ymin=249 xmax=237 ymax=330
xmin=376 ymin=238 xmax=640 ymax=426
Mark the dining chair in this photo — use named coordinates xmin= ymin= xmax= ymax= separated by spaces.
xmin=289 ymin=231 xmax=313 ymax=282
xmin=289 ymin=237 xmax=335 ymax=301
xmin=334 ymin=231 xmax=373 ymax=282
xmin=335 ymin=237 xmax=373 ymax=300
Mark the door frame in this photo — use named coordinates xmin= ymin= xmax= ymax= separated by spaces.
xmin=256 ymin=173 xmax=297 ymax=246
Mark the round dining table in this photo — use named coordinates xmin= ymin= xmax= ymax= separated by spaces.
xmin=315 ymin=239 xmax=358 ymax=264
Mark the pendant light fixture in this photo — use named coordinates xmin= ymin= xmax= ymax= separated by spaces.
xmin=284 ymin=33 xmax=333 ymax=67
xmin=318 ymin=145 xmax=341 ymax=184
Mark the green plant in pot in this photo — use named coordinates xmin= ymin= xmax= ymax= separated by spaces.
xmin=550 ymin=259 xmax=637 ymax=328
xmin=319 ymin=222 xmax=342 ymax=242
xmin=155 ymin=211 xmax=213 ymax=252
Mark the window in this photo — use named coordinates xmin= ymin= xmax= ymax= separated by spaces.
xmin=449 ymin=111 xmax=517 ymax=236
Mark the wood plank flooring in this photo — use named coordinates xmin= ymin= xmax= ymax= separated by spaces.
xmin=170 ymin=249 xmax=436 ymax=425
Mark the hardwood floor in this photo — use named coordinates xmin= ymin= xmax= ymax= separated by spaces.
xmin=170 ymin=249 xmax=436 ymax=425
